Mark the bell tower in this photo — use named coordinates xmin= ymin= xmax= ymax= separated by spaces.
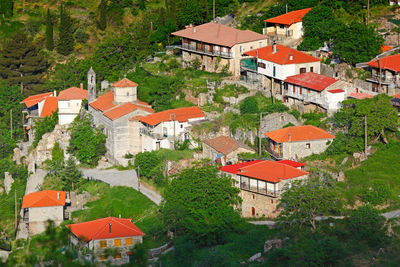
xmin=88 ymin=67 xmax=96 ymax=102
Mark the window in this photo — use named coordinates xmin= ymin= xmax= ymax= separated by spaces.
xmin=252 ymin=194 xmax=255 ymax=199
xmin=100 ymin=255 xmax=107 ymax=261
xmin=180 ymin=124 xmax=183 ymax=129
xmin=308 ymin=89 xmax=310 ymax=94
xmin=306 ymin=143 xmax=311 ymax=149
xmin=310 ymin=67 xmax=314 ymax=72
xmin=279 ymin=24 xmax=284 ymax=29
xmin=114 ymin=253 xmax=121 ymax=259
xmin=240 ymin=46 xmax=242 ymax=53
xmin=273 ymin=66 xmax=276 ymax=77
xmin=257 ymin=62 xmax=266 ymax=69
xmin=293 ymin=86 xmax=295 ymax=93
xmin=114 ymin=239 xmax=121 ymax=247
xmin=259 ymin=42 xmax=262 ymax=48
xmin=300 ymin=67 xmax=306 ymax=74
xmin=126 ymin=92 xmax=129 ymax=96
xmin=67 ymin=102 xmax=70 ymax=108
xmin=100 ymin=240 xmax=107 ymax=248
xmin=250 ymin=46 xmax=253 ymax=50
xmin=125 ymin=238 xmax=133 ymax=245
xmin=271 ymin=199 xmax=274 ymax=204
xmin=280 ymin=115 xmax=285 ymax=122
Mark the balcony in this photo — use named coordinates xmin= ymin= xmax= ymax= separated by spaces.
xmin=265 ymin=145 xmax=283 ymax=160
xmin=181 ymin=43 xmax=233 ymax=58
xmin=140 ymin=128 xmax=168 ymax=140
xmin=241 ymin=58 xmax=257 ymax=72
xmin=240 ymin=181 xmax=280 ymax=198
xmin=366 ymin=74 xmax=399 ymax=85
xmin=285 ymin=91 xmax=329 ymax=109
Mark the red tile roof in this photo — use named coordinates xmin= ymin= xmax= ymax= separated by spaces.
xmin=40 ymin=97 xmax=58 ymax=117
xmin=278 ymin=160 xmax=307 ymax=168
xmin=104 ymin=103 xmax=154 ymax=120
xmin=89 ymin=91 xmax=117 ymax=111
xmin=265 ymin=125 xmax=335 ymax=143
xmin=265 ymin=8 xmax=312 ymax=26
xmin=219 ymin=160 xmax=263 ymax=174
xmin=394 ymin=93 xmax=400 ymax=98
xmin=204 ymin=136 xmax=254 ymax=155
xmin=172 ymin=22 xmax=266 ymax=47
xmin=20 ymin=92 xmax=53 ymax=108
xmin=366 ymin=54 xmax=400 ymax=72
xmin=327 ymin=89 xmax=345 ymax=94
xmin=22 ymin=190 xmax=66 ymax=208
xmin=381 ymin=45 xmax=393 ymax=53
xmin=284 ymin=72 xmax=338 ymax=92
xmin=66 ymin=217 xmax=145 ymax=242
xmin=140 ymin=106 xmax=204 ymax=126
xmin=113 ymin=78 xmax=138 ymax=88
xmin=244 ymin=44 xmax=320 ymax=65
xmin=58 ymin=87 xmax=88 ymax=100
xmin=349 ymin=92 xmax=374 ymax=99
xmin=238 ymin=160 xmax=308 ymax=183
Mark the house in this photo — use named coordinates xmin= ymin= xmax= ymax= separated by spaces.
xmin=20 ymin=92 xmax=58 ymax=142
xmin=21 ymin=190 xmax=70 ymax=236
xmin=241 ymin=43 xmax=320 ymax=97
xmin=203 ymin=136 xmax=255 ymax=166
xmin=220 ymin=160 xmax=308 ymax=217
xmin=263 ymin=8 xmax=311 ymax=40
xmin=139 ymin=106 xmax=205 ymax=152
xmin=57 ymin=85 xmax=88 ymax=125
xmin=66 ymin=217 xmax=145 ymax=265
xmin=172 ymin=22 xmax=268 ymax=78
xmin=88 ymin=71 xmax=154 ymax=164
xmin=389 ymin=0 xmax=400 ymax=6
xmin=284 ymin=72 xmax=347 ymax=114
xmin=365 ymin=54 xmax=400 ymax=95
xmin=264 ymin=125 xmax=335 ymax=160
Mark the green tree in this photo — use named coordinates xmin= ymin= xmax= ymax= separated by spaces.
xmin=45 ymin=9 xmax=54 ymax=51
xmin=58 ymin=157 xmax=82 ymax=190
xmin=0 ymin=32 xmax=49 ymax=95
xmin=333 ymin=23 xmax=384 ymax=65
xmin=240 ymin=96 xmax=259 ymax=114
xmin=161 ymin=166 xmax=242 ymax=245
xmin=134 ymin=151 xmax=161 ymax=177
xmin=278 ymin=177 xmax=341 ymax=229
xmin=33 ymin=111 xmax=58 ymax=147
xmin=0 ymin=0 xmax=14 ymax=18
xmin=98 ymin=0 xmax=107 ymax=30
xmin=57 ymin=5 xmax=74 ymax=56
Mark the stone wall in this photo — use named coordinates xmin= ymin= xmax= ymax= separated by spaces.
xmin=281 ymin=138 xmax=334 ymax=160
xmin=240 ymin=190 xmax=280 ymax=218
xmin=261 ymin=113 xmax=299 ymax=133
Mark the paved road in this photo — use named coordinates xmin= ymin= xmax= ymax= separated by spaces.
xmin=81 ymin=168 xmax=163 ymax=205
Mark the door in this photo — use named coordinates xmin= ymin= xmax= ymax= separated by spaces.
xmin=300 ymin=67 xmax=306 ymax=73
xmin=252 ymin=207 xmax=255 ymax=216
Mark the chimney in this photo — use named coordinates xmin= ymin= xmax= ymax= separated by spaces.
xmin=80 ymin=83 xmax=83 ymax=89
xmin=53 ymin=90 xmax=57 ymax=97
xmin=109 ymin=223 xmax=112 ymax=233
xmin=57 ymin=192 xmax=60 ymax=200
xmin=273 ymin=42 xmax=277 ymax=54
xmin=289 ymin=54 xmax=293 ymax=61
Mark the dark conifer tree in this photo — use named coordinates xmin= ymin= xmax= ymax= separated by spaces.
xmin=45 ymin=9 xmax=54 ymax=51
xmin=98 ymin=0 xmax=107 ymax=30
xmin=57 ymin=5 xmax=74 ymax=56
xmin=0 ymin=0 xmax=13 ymax=18
xmin=0 ymin=32 xmax=49 ymax=95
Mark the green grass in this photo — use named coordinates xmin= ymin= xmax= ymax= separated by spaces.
xmin=154 ymin=148 xmax=194 ymax=162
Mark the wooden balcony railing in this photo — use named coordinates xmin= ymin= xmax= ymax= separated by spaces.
xmin=181 ymin=43 xmax=233 ymax=58
xmin=265 ymin=145 xmax=283 ymax=159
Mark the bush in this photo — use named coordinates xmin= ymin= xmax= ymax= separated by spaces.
xmin=33 ymin=111 xmax=58 ymax=147
xmin=134 ymin=151 xmax=161 ymax=178
xmin=359 ymin=181 xmax=391 ymax=205
xmin=74 ymin=29 xmax=89 ymax=44
xmin=240 ymin=96 xmax=259 ymax=114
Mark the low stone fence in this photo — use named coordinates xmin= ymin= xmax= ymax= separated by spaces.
xmin=148 ymin=242 xmax=173 ymax=258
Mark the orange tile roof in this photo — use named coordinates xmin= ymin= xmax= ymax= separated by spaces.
xmin=284 ymin=72 xmax=338 ymax=92
xmin=238 ymin=160 xmax=308 ymax=183
xmin=264 ymin=125 xmax=335 ymax=143
xmin=58 ymin=87 xmax=88 ymax=100
xmin=66 ymin=217 xmax=145 ymax=242
xmin=139 ymin=106 xmax=205 ymax=126
xmin=327 ymin=89 xmax=345 ymax=94
xmin=244 ymin=44 xmax=320 ymax=65
xmin=104 ymin=103 xmax=154 ymax=120
xmin=89 ymin=91 xmax=116 ymax=111
xmin=367 ymin=54 xmax=400 ymax=72
xmin=278 ymin=160 xmax=307 ymax=168
xmin=381 ymin=45 xmax=393 ymax=53
xmin=265 ymin=8 xmax=312 ymax=25
xmin=172 ymin=22 xmax=266 ymax=47
xmin=20 ymin=92 xmax=53 ymax=108
xmin=22 ymin=190 xmax=66 ymax=208
xmin=113 ymin=78 xmax=138 ymax=88
xmin=40 ymin=97 xmax=58 ymax=117
xmin=349 ymin=92 xmax=374 ymax=99
xmin=203 ymin=136 xmax=254 ymax=155
xmin=220 ymin=160 xmax=263 ymax=174
xmin=394 ymin=93 xmax=400 ymax=98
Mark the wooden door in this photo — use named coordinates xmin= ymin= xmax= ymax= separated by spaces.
xmin=252 ymin=207 xmax=255 ymax=216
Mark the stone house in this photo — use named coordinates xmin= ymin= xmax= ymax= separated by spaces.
xmin=264 ymin=125 xmax=335 ymax=160
xmin=263 ymin=8 xmax=311 ymax=40
xmin=21 ymin=190 xmax=70 ymax=236
xmin=260 ymin=112 xmax=299 ymax=133
xmin=172 ymin=22 xmax=268 ymax=78
xmin=66 ymin=217 xmax=145 ymax=265
xmin=284 ymin=72 xmax=348 ymax=114
xmin=365 ymin=54 xmax=400 ymax=95
xmin=138 ymin=106 xmax=205 ymax=152
xmin=241 ymin=43 xmax=320 ymax=97
xmin=57 ymin=85 xmax=88 ymax=125
xmin=220 ymin=160 xmax=308 ymax=218
xmin=88 ymin=76 xmax=154 ymax=164
xmin=203 ymin=136 xmax=255 ymax=166
xmin=20 ymin=92 xmax=58 ymax=142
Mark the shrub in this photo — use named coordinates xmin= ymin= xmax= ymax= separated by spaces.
xmin=134 ymin=151 xmax=161 ymax=178
xmin=359 ymin=181 xmax=391 ymax=205
xmin=240 ymin=96 xmax=259 ymax=114
xmin=74 ymin=29 xmax=89 ymax=44
xmin=33 ymin=111 xmax=58 ymax=147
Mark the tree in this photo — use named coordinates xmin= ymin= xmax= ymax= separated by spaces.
xmin=45 ymin=9 xmax=54 ymax=51
xmin=0 ymin=0 xmax=14 ymax=18
xmin=161 ymin=166 xmax=242 ymax=246
xmin=57 ymin=5 xmax=74 ymax=56
xmin=0 ymin=32 xmax=49 ymax=95
xmin=278 ymin=177 xmax=341 ymax=229
xmin=58 ymin=157 xmax=82 ymax=190
xmin=33 ymin=111 xmax=58 ymax=147
xmin=240 ymin=96 xmax=259 ymax=114
xmin=134 ymin=151 xmax=161 ymax=177
xmin=98 ymin=0 xmax=107 ymax=30
xmin=333 ymin=23 xmax=384 ymax=65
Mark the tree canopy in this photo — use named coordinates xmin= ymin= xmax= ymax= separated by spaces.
xmin=57 ymin=5 xmax=74 ymax=56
